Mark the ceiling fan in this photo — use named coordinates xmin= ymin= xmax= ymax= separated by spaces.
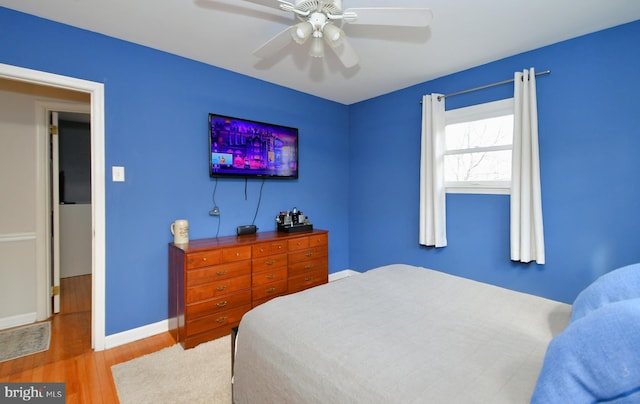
xmin=241 ymin=0 xmax=433 ymax=68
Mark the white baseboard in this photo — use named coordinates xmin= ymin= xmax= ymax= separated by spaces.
xmin=329 ymin=269 xmax=359 ymax=282
xmin=104 ymin=319 xmax=170 ymax=350
xmin=0 ymin=313 xmax=169 ymax=349
xmin=0 ymin=312 xmax=37 ymax=330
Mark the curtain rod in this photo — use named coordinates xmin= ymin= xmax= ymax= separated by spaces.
xmin=421 ymin=70 xmax=551 ymax=103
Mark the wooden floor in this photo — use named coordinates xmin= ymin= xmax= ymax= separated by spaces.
xmin=0 ymin=275 xmax=176 ymax=403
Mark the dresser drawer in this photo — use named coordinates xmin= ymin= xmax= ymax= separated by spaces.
xmin=287 ymin=237 xmax=309 ymax=251
xmin=252 ymin=279 xmax=287 ymax=301
xmin=186 ymin=290 xmax=251 ymax=319
xmin=309 ymin=233 xmax=328 ymax=247
xmin=186 ymin=261 xmax=251 ymax=287
xmin=221 ymin=246 xmax=252 ymax=263
xmin=288 ymin=257 xmax=328 ymax=277
xmin=288 ymin=269 xmax=328 ymax=294
xmin=185 ymin=304 xmax=251 ymax=337
xmin=252 ymin=253 xmax=287 ymax=273
xmin=252 ymin=267 xmax=287 ymax=287
xmin=186 ymin=250 xmax=222 ymax=269
xmin=287 ymin=233 xmax=328 ymax=252
xmin=186 ymin=275 xmax=251 ymax=304
xmin=288 ymin=245 xmax=328 ymax=264
xmin=252 ymin=241 xmax=287 ymax=258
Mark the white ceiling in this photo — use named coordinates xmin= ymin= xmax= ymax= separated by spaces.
xmin=2 ymin=0 xmax=640 ymax=105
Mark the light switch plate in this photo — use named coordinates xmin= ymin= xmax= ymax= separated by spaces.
xmin=112 ymin=166 xmax=125 ymax=182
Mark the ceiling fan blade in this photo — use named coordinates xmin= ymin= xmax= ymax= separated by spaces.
xmin=253 ymin=27 xmax=294 ymax=59
xmin=328 ymin=36 xmax=359 ymax=68
xmin=343 ymin=8 xmax=433 ymax=27
xmin=238 ymin=0 xmax=282 ymax=11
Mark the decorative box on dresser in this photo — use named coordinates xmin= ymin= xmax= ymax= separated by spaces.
xmin=169 ymin=229 xmax=328 ymax=349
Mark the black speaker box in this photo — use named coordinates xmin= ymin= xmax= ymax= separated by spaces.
xmin=237 ymin=225 xmax=257 ymax=235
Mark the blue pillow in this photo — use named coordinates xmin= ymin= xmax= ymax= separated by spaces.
xmin=532 ymin=298 xmax=640 ymax=403
xmin=571 ymin=263 xmax=640 ymax=323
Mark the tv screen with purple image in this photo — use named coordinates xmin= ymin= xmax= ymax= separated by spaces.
xmin=209 ymin=113 xmax=298 ymax=179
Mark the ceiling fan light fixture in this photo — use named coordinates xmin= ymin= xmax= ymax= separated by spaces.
xmin=322 ymin=23 xmax=343 ymax=48
xmin=291 ymin=22 xmax=313 ymax=44
xmin=309 ymin=37 xmax=325 ymax=58
xmin=252 ymin=1 xmax=433 ymax=69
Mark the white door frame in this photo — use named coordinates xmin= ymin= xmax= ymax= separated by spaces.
xmin=0 ymin=63 xmax=106 ymax=351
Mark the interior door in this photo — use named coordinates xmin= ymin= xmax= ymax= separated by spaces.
xmin=51 ymin=111 xmax=61 ymax=314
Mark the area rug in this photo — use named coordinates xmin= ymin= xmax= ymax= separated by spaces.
xmin=0 ymin=321 xmax=51 ymax=362
xmin=111 ymin=335 xmax=232 ymax=404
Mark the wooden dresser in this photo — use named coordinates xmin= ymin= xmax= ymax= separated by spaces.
xmin=169 ymin=229 xmax=328 ymax=349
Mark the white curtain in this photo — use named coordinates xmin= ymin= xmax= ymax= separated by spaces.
xmin=419 ymin=94 xmax=447 ymax=247
xmin=511 ymin=68 xmax=545 ymax=263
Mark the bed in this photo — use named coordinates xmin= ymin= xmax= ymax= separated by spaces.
xmin=232 ymin=263 xmax=640 ymax=403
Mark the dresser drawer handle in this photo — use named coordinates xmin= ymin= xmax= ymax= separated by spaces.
xmin=304 ymin=264 xmax=314 ymax=270
xmin=278 ymin=245 xmax=283 ymax=249
xmin=202 ymin=257 xmax=208 ymax=262
xmin=266 ymin=287 xmax=276 ymax=294
xmin=215 ymin=316 xmax=227 ymax=323
xmin=216 ymin=301 xmax=228 ymax=308
xmin=216 ymin=269 xmax=228 ymax=276
xmin=305 ymin=252 xmax=313 ymax=257
xmin=266 ymin=274 xmax=275 ymax=280
xmin=305 ymin=276 xmax=313 ymax=282
xmin=236 ymin=252 xmax=240 ymax=257
xmin=265 ymin=260 xmax=276 ymax=266
xmin=216 ymin=285 xmax=228 ymax=292
xmin=259 ymin=248 xmax=265 ymax=253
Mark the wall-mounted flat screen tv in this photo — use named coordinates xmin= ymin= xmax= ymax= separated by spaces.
xmin=209 ymin=113 xmax=298 ymax=179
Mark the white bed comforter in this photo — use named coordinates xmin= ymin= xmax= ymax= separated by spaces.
xmin=233 ymin=264 xmax=570 ymax=404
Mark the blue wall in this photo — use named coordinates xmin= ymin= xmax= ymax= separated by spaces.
xmin=348 ymin=20 xmax=640 ymax=304
xmin=0 ymin=7 xmax=350 ymax=335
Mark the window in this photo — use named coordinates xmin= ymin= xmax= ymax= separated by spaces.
xmin=444 ymin=98 xmax=514 ymax=194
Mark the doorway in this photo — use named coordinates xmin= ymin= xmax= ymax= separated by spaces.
xmin=52 ymin=110 xmax=92 ymax=317
xmin=56 ymin=112 xmax=92 ymax=276
xmin=0 ymin=62 xmax=106 ymax=350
